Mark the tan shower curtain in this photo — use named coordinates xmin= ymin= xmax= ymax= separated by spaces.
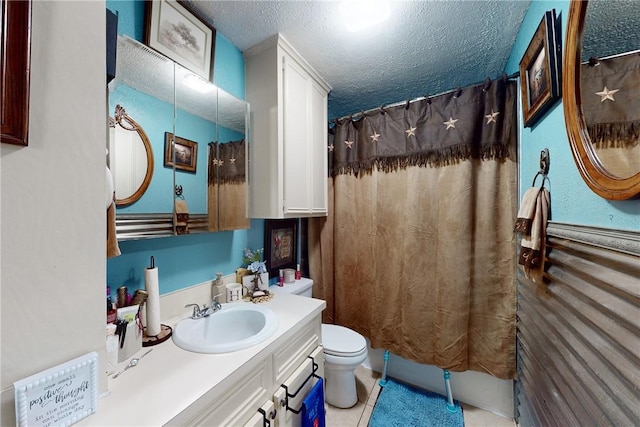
xmin=208 ymin=140 xmax=249 ymax=231
xmin=309 ymin=80 xmax=518 ymax=380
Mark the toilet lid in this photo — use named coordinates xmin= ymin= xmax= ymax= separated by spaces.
xmin=322 ymin=324 xmax=367 ymax=355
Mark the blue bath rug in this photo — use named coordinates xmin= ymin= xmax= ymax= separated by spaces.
xmin=369 ymin=378 xmax=464 ymax=427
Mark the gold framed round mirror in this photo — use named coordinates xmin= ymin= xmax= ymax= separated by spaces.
xmin=109 ymin=105 xmax=154 ymax=207
xmin=564 ymin=0 xmax=640 ymax=200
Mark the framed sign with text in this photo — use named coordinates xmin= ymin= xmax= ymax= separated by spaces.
xmin=14 ymin=352 xmax=98 ymax=427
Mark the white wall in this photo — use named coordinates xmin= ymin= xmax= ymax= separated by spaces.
xmin=0 ymin=1 xmax=106 ymax=424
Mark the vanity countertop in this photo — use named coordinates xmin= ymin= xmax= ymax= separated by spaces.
xmin=78 ymin=292 xmax=325 ymax=426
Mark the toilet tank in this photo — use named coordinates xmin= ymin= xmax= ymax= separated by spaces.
xmin=269 ymin=277 xmax=314 ymax=298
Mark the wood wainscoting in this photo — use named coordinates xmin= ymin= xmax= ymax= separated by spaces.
xmin=516 ymin=221 xmax=639 ymax=426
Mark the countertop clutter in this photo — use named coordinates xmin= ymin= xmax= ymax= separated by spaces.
xmin=77 ymin=292 xmax=325 ymax=426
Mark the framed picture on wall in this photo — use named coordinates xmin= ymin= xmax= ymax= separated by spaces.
xmin=519 ymin=9 xmax=561 ymax=128
xmin=264 ymin=219 xmax=298 ymax=279
xmin=164 ymin=132 xmax=197 ymax=173
xmin=1 ymin=0 xmax=31 ymax=146
xmin=144 ymin=0 xmax=216 ymax=82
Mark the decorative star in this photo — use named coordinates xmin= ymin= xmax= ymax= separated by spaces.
xmin=344 ymin=140 xmax=354 ymax=149
xmin=595 ymin=86 xmax=620 ymax=102
xmin=229 ymin=157 xmax=236 ymax=164
xmin=213 ymin=159 xmax=221 ymax=166
xmin=328 ymin=144 xmax=334 ymax=152
xmin=485 ymin=110 xmax=500 ymax=124
xmin=370 ymin=132 xmax=380 ymax=143
xmin=443 ymin=117 xmax=458 ymax=130
xmin=218 ymin=159 xmax=224 ymax=167
xmin=405 ymin=126 xmax=416 ymax=137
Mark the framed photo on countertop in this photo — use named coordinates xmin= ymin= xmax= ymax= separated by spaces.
xmin=264 ymin=219 xmax=298 ymax=279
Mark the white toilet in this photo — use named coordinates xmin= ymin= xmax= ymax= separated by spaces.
xmin=270 ymin=278 xmax=368 ymax=408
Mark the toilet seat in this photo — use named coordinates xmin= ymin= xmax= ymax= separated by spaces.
xmin=321 ymin=324 xmax=367 ymax=357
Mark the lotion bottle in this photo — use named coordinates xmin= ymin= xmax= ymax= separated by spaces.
xmin=213 ymin=272 xmax=226 ymax=303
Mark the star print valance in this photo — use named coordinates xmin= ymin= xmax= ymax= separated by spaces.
xmin=581 ymin=52 xmax=640 ymax=147
xmin=208 ymin=139 xmax=246 ymax=184
xmin=329 ymin=79 xmax=517 ymax=176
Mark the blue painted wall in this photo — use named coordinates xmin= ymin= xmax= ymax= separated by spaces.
xmin=107 ymin=0 xmax=262 ymax=298
xmin=505 ymin=0 xmax=639 ymax=231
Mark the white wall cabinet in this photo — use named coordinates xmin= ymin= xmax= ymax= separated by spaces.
xmin=170 ymin=314 xmax=323 ymax=426
xmin=245 ymin=34 xmax=331 ymax=218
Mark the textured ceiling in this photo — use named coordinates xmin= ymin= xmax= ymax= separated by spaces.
xmin=183 ymin=0 xmax=531 ymax=119
xmin=582 ymin=0 xmax=640 ymax=61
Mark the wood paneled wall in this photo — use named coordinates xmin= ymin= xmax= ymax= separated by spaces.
xmin=516 ymin=222 xmax=640 ymax=427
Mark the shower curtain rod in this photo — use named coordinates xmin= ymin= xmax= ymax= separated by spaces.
xmin=583 ymin=48 xmax=640 ymax=65
xmin=330 ymin=71 xmax=520 ymax=123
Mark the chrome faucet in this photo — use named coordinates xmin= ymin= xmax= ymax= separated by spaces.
xmin=184 ymin=293 xmax=223 ymax=319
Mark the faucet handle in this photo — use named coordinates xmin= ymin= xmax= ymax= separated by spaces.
xmin=184 ymin=303 xmax=201 ymax=318
xmin=211 ymin=293 xmax=223 ymax=311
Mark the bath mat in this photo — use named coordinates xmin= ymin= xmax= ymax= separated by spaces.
xmin=369 ymin=378 xmax=464 ymax=427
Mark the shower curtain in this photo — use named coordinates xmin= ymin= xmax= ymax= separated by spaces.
xmin=208 ymin=140 xmax=249 ymax=231
xmin=309 ymin=80 xmax=518 ymax=380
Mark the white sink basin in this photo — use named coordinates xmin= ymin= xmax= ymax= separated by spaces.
xmin=172 ymin=303 xmax=279 ymax=354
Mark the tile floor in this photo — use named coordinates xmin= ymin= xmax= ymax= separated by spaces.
xmin=325 ymin=366 xmax=516 ymax=427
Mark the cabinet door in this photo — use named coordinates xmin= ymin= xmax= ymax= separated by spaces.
xmin=282 ymin=54 xmax=312 ymax=216
xmin=309 ymin=80 xmax=328 ymax=216
xmin=243 ymin=400 xmax=276 ymax=427
xmin=273 ymin=346 xmax=325 ymax=427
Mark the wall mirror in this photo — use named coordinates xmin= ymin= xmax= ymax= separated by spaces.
xmin=564 ymin=0 xmax=640 ymax=200
xmin=109 ymin=105 xmax=154 ymax=207
xmin=209 ymin=89 xmax=250 ymax=232
xmin=108 ymin=35 xmax=249 ymax=239
xmin=108 ymin=35 xmax=175 ymax=218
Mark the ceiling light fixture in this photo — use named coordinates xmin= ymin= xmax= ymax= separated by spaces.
xmin=340 ymin=0 xmax=390 ymax=32
xmin=183 ymin=74 xmax=213 ymax=93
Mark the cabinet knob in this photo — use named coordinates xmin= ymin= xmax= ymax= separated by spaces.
xmin=269 ymin=409 xmax=277 ymax=419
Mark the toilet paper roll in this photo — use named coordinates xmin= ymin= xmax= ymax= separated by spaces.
xmin=144 ymin=266 xmax=161 ymax=336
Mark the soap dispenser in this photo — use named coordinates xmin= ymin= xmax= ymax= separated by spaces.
xmin=213 ymin=272 xmax=226 ymax=303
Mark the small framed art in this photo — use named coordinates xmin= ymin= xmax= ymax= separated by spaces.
xmin=519 ymin=9 xmax=561 ymax=128
xmin=264 ymin=219 xmax=298 ymax=279
xmin=164 ymin=132 xmax=197 ymax=173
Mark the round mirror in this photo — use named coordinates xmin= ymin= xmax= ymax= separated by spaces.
xmin=564 ymin=0 xmax=640 ymax=200
xmin=109 ymin=105 xmax=154 ymax=207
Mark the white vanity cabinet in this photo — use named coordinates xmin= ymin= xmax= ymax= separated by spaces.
xmin=245 ymin=34 xmax=331 ymax=218
xmin=169 ymin=313 xmax=323 ymax=427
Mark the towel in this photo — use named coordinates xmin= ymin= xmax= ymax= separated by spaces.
xmin=514 ymin=187 xmax=540 ymax=235
xmin=107 ymin=195 xmax=121 ymax=258
xmin=301 ymin=378 xmax=325 ymax=427
xmin=174 ymin=199 xmax=189 ymax=235
xmin=517 ymin=187 xmax=550 ymax=283
xmin=106 ymin=166 xmax=121 ymax=258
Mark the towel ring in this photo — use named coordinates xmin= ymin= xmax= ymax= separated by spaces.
xmin=532 ymin=171 xmax=549 ymax=188
xmin=532 ymin=148 xmax=550 ymax=188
